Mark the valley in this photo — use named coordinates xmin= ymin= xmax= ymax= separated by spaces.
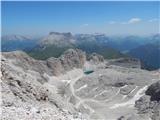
xmin=1 ymin=49 xmax=160 ymax=120
xmin=2 ymin=32 xmax=160 ymax=70
xmin=1 ymin=1 xmax=159 ymax=120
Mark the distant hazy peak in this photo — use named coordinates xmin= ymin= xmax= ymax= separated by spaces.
xmin=1 ymin=35 xmax=31 ymax=41
xmin=49 ymin=32 xmax=72 ymax=37
xmin=39 ymin=32 xmax=75 ymax=47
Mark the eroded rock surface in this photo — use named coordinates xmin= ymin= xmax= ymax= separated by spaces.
xmin=87 ymin=53 xmax=104 ymax=64
xmin=1 ymin=49 xmax=160 ymax=120
xmin=47 ymin=49 xmax=86 ymax=76
xmin=135 ymin=80 xmax=160 ymax=120
xmin=108 ymin=58 xmax=141 ymax=69
xmin=1 ymin=49 xmax=87 ymax=120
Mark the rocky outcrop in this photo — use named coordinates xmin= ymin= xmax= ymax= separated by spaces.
xmin=1 ymin=49 xmax=87 ymax=120
xmin=46 ymin=49 xmax=86 ymax=76
xmin=47 ymin=57 xmax=65 ymax=76
xmin=146 ymin=81 xmax=160 ymax=101
xmin=108 ymin=58 xmax=141 ymax=68
xmin=135 ymin=81 xmax=160 ymax=120
xmin=87 ymin=53 xmax=104 ymax=64
xmin=60 ymin=49 xmax=86 ymax=70
xmin=2 ymin=49 xmax=86 ymax=76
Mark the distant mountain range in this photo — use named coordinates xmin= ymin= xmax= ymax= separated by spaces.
xmin=27 ymin=32 xmax=126 ymax=60
xmin=129 ymin=43 xmax=160 ymax=70
xmin=106 ymin=34 xmax=160 ymax=52
xmin=1 ymin=35 xmax=38 ymax=51
xmin=27 ymin=32 xmax=76 ymax=59
xmin=1 ymin=32 xmax=160 ymax=70
xmin=75 ymin=34 xmax=126 ymax=59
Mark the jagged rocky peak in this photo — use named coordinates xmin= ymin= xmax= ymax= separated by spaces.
xmin=62 ymin=49 xmax=86 ymax=67
xmin=87 ymin=53 xmax=104 ymax=64
xmin=47 ymin=49 xmax=86 ymax=76
xmin=49 ymin=32 xmax=72 ymax=37
xmin=2 ymin=49 xmax=87 ymax=76
xmin=40 ymin=32 xmax=76 ymax=47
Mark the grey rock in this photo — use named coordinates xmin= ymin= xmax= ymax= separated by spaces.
xmin=39 ymin=32 xmax=76 ymax=47
xmin=2 ymin=49 xmax=160 ymax=120
xmin=88 ymin=53 xmax=104 ymax=64
xmin=146 ymin=81 xmax=160 ymax=101
xmin=2 ymin=49 xmax=86 ymax=76
xmin=46 ymin=49 xmax=86 ymax=76
xmin=47 ymin=57 xmax=65 ymax=76
xmin=1 ymin=50 xmax=87 ymax=120
xmin=60 ymin=49 xmax=86 ymax=70
xmin=135 ymin=81 xmax=160 ymax=120
xmin=109 ymin=58 xmax=141 ymax=69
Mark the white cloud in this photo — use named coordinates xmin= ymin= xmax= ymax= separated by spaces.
xmin=107 ymin=18 xmax=157 ymax=26
xmin=120 ymin=18 xmax=142 ymax=24
xmin=128 ymin=18 xmax=142 ymax=24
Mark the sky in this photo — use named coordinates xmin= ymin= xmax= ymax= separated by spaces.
xmin=2 ymin=1 xmax=160 ymax=36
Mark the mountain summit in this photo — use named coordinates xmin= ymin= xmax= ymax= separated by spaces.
xmin=39 ymin=32 xmax=75 ymax=47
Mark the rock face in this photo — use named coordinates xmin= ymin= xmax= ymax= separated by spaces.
xmin=1 ymin=49 xmax=87 ymax=120
xmin=146 ymin=81 xmax=160 ymax=101
xmin=1 ymin=49 xmax=160 ymax=120
xmin=46 ymin=49 xmax=86 ymax=76
xmin=88 ymin=53 xmax=104 ymax=64
xmin=3 ymin=49 xmax=86 ymax=76
xmin=40 ymin=32 xmax=76 ymax=47
xmin=60 ymin=49 xmax=86 ymax=70
xmin=47 ymin=57 xmax=65 ymax=76
xmin=135 ymin=81 xmax=160 ymax=120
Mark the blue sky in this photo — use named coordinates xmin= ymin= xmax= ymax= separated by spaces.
xmin=2 ymin=1 xmax=160 ymax=36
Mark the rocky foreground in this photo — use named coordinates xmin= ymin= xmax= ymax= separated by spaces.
xmin=1 ymin=49 xmax=160 ymax=120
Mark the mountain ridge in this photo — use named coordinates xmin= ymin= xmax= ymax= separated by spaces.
xmin=28 ymin=32 xmax=126 ymax=60
xmin=2 ymin=49 xmax=160 ymax=120
xmin=2 ymin=32 xmax=160 ymax=70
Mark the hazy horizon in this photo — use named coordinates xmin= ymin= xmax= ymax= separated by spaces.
xmin=2 ymin=1 xmax=160 ymax=36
